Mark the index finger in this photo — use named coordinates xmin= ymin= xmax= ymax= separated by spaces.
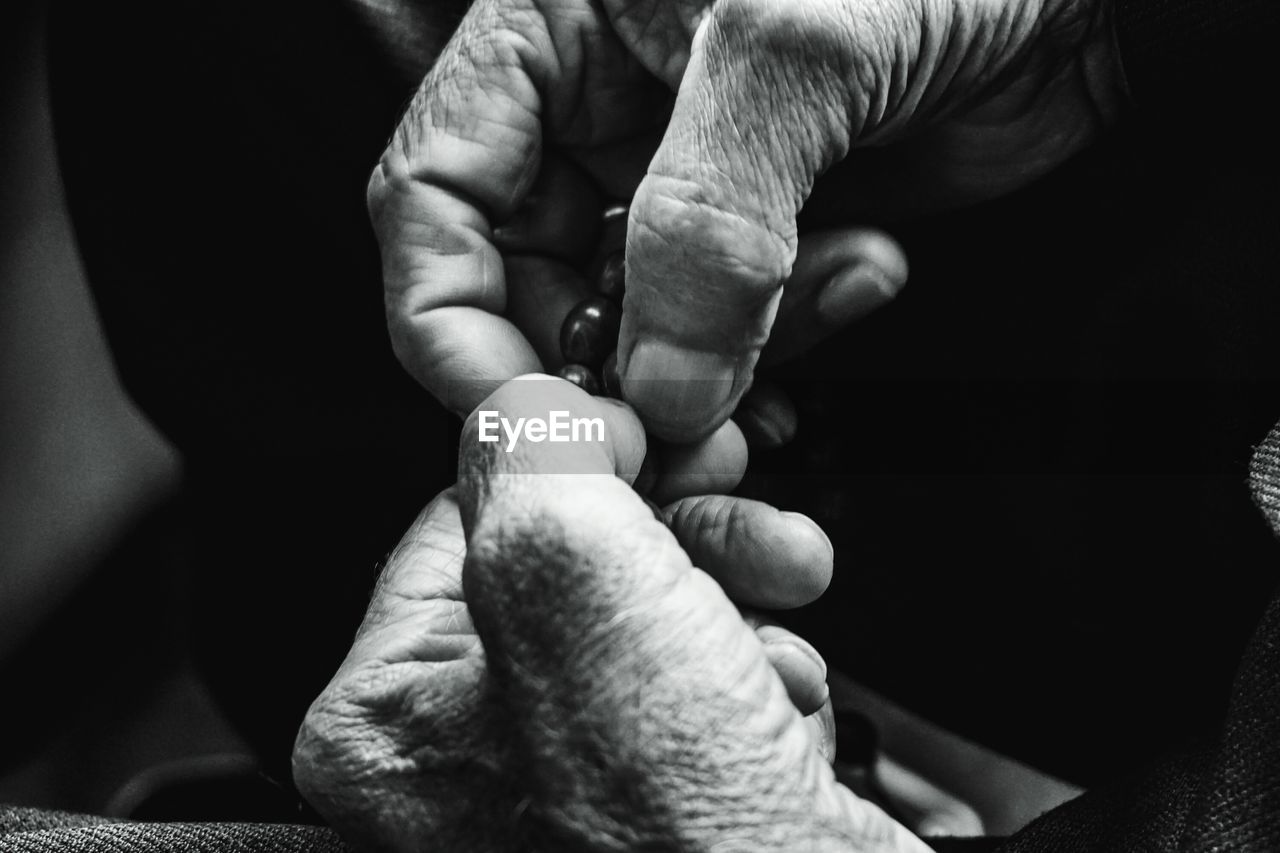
xmin=369 ymin=2 xmax=551 ymax=416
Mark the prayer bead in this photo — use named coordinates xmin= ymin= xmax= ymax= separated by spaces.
xmin=557 ymin=363 xmax=601 ymax=396
xmin=596 ymin=251 xmax=625 ymax=304
xmin=601 ymin=351 xmax=623 ymax=399
xmin=560 ymin=296 xmax=622 ymax=369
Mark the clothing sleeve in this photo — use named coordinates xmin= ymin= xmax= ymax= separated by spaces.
xmin=1114 ymin=0 xmax=1280 ymax=110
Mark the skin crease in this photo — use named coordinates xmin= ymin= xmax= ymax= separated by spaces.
xmin=295 ymin=380 xmax=890 ymax=851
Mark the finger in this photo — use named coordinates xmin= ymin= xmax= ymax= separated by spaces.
xmin=647 ymin=420 xmax=748 ymax=504
xmin=603 ymin=0 xmax=709 ymax=88
xmin=343 ymin=491 xmax=476 ymax=667
xmin=374 ymin=159 xmax=542 ymax=418
xmin=809 ymin=699 xmax=838 ymax=765
xmin=459 ymin=446 xmax=929 ymax=849
xmin=762 ymin=228 xmax=909 ymax=366
xmin=754 ymin=622 xmax=830 ymax=716
xmin=504 ymin=256 xmax=592 ymax=372
xmin=664 ymin=496 xmax=832 ymax=609
xmin=492 ymin=153 xmax=604 ymax=264
xmin=618 ymin=0 xmax=899 ymax=441
xmin=370 ymin=3 xmax=637 ymax=417
xmin=295 ymin=489 xmax=519 ymax=853
xmin=458 ymin=376 xmax=648 ymax=512
xmin=732 ymin=380 xmax=797 ymax=449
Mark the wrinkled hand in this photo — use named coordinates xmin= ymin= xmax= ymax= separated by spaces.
xmin=373 ymin=0 xmax=1122 ymax=444
xmin=614 ymin=0 xmax=1125 ymax=439
xmin=370 ymin=0 xmax=912 ymax=467
xmin=294 ymin=378 xmax=929 ymax=851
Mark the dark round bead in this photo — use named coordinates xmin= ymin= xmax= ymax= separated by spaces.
xmin=601 ymin=350 xmax=623 ymax=399
xmin=560 ymin=296 xmax=622 ymax=369
xmin=602 ymin=202 xmax=629 ymax=225
xmin=557 ymin=363 xmax=601 ymax=396
xmin=596 ymin=251 xmax=626 ymax=304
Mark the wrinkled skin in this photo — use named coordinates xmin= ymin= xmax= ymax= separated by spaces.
xmin=308 ymin=0 xmax=1127 ymax=845
xmin=294 ymin=378 xmax=932 ymax=851
xmin=372 ymin=0 xmax=1125 ymax=444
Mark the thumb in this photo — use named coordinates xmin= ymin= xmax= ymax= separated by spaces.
xmin=618 ymin=0 xmax=901 ymax=441
xmin=461 ymin=459 xmax=930 ymax=850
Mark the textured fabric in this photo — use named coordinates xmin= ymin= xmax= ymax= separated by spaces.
xmin=1249 ymin=425 xmax=1280 ymax=532
xmin=980 ymin=421 xmax=1280 ymax=850
xmin=0 ymin=808 xmax=116 ymax=835
xmin=0 ymin=807 xmax=349 ymax=853
xmin=990 ymin=596 xmax=1280 ymax=851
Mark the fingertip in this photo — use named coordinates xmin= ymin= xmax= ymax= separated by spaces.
xmin=649 ymin=420 xmax=747 ymax=504
xmin=851 ymin=229 xmax=909 ymax=289
xmin=813 ymin=262 xmax=904 ymax=324
xmin=764 ymin=640 xmax=830 ymax=716
xmin=461 ymin=375 xmax=647 ymax=481
xmin=776 ymin=512 xmax=833 ymax=603
xmin=665 ymin=496 xmax=830 ymax=610
xmin=618 ymin=340 xmax=742 ymax=441
xmin=779 ymin=512 xmax=833 ymax=562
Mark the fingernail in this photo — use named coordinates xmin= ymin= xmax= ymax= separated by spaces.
xmin=768 ymin=642 xmax=830 ymax=714
xmin=780 ymin=511 xmax=833 ymax=561
xmin=767 ymin=635 xmax=828 ymax=681
xmin=620 ymin=341 xmax=739 ymax=440
xmin=815 ymin=263 xmax=905 ymax=323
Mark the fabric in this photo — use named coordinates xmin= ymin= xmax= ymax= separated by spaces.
xmin=994 ymin=573 xmax=1280 ymax=849
xmin=0 ymin=807 xmax=348 ymax=852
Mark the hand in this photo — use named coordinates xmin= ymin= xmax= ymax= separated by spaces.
xmin=294 ymin=377 xmax=928 ymax=851
xmin=369 ymin=0 xmax=910 ymax=459
xmin=614 ymin=0 xmax=1126 ymax=439
xmin=372 ymin=0 xmax=1123 ymax=445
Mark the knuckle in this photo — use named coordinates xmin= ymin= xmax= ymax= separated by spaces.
xmin=293 ymin=695 xmax=380 ymax=819
xmin=630 ymin=177 xmax=793 ymax=305
xmin=686 ymin=492 xmax=754 ymax=554
xmin=705 ymin=0 xmax=770 ymax=43
xmin=704 ymin=0 xmax=885 ymax=147
xmin=294 ymin=659 xmax=456 ymax=806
